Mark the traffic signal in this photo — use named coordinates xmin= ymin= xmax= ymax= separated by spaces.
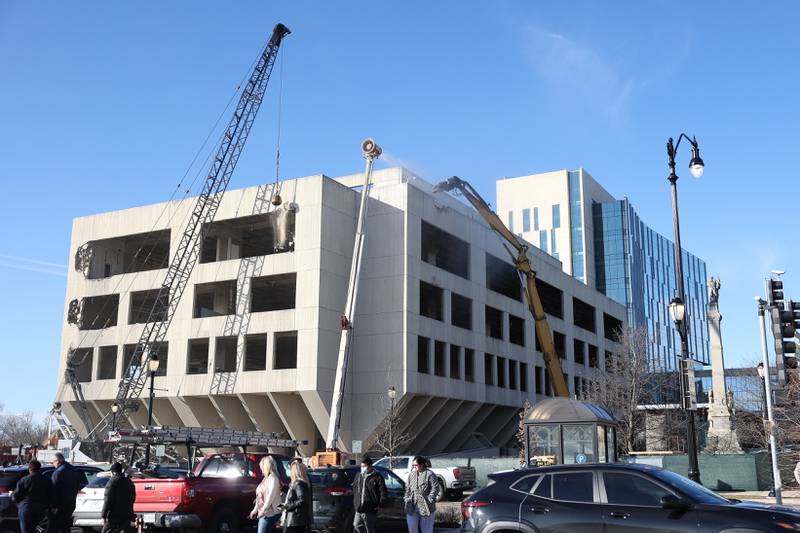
xmin=769 ymin=279 xmax=785 ymax=307
xmin=769 ymin=281 xmax=798 ymax=370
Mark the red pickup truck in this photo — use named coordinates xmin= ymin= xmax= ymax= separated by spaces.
xmin=133 ymin=452 xmax=293 ymax=532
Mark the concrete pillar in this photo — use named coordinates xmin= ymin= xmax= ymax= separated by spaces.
xmin=416 ymin=400 xmax=463 ymax=454
xmin=209 ymin=395 xmax=257 ymax=431
xmin=268 ymin=392 xmax=318 ymax=457
xmin=419 ymin=401 xmax=481 ymax=455
xmin=445 ymin=403 xmax=497 ymax=451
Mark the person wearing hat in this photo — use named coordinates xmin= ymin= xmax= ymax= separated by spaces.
xmin=12 ymin=459 xmax=51 ymax=533
xmin=101 ymin=463 xmax=136 ymax=533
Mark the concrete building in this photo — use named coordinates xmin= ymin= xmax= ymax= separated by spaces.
xmin=55 ymin=168 xmax=626 ymax=456
xmin=496 ymin=169 xmax=709 ymax=371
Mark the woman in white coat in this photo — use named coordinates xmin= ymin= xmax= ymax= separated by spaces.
xmin=250 ymin=456 xmax=282 ymax=533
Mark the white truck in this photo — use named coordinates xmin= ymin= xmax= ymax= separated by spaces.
xmin=374 ymin=456 xmax=476 ymax=500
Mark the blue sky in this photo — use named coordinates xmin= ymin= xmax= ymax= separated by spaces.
xmin=1 ymin=1 xmax=798 ymax=416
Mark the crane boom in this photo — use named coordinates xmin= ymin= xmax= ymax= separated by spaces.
xmin=433 ymin=176 xmax=570 ymax=398
xmin=73 ymin=23 xmax=291 ymax=442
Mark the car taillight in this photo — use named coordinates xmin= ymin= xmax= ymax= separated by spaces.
xmin=323 ymin=487 xmax=351 ymax=497
xmin=181 ymin=486 xmax=196 ymax=506
xmin=77 ymin=490 xmax=86 ymax=496
xmin=461 ymin=500 xmax=490 ymax=520
xmin=453 ymin=467 xmax=460 ymax=479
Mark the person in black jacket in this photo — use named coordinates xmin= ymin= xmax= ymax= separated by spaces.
xmin=280 ymin=460 xmax=312 ymax=533
xmin=12 ymin=460 xmax=51 ymax=533
xmin=351 ymin=457 xmax=387 ymax=533
xmin=48 ymin=452 xmax=84 ymax=533
xmin=101 ymin=463 xmax=136 ymax=533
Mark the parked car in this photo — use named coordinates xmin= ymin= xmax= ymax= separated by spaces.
xmin=461 ymin=462 xmax=800 ymax=533
xmin=0 ymin=464 xmax=103 ymax=533
xmin=73 ymin=471 xmax=112 ymax=532
xmin=309 ymin=465 xmax=406 ymax=533
xmin=131 ymin=452 xmax=292 ymax=532
xmin=374 ymin=456 xmax=476 ymax=500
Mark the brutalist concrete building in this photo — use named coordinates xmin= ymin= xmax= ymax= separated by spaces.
xmin=55 ymin=168 xmax=626 ymax=456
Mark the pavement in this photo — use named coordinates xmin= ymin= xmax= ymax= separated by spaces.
xmin=720 ymin=490 xmax=800 ymax=508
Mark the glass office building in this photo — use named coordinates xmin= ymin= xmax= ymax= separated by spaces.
xmin=593 ymin=199 xmax=710 ymax=370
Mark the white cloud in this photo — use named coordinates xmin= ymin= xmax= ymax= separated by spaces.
xmin=0 ymin=254 xmax=66 ymax=277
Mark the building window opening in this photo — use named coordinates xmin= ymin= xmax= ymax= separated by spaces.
xmin=434 ymin=341 xmax=446 ymax=377
xmin=449 ymin=345 xmax=461 ymax=379
xmin=69 ymin=348 xmax=93 ymax=383
xmin=486 ymin=253 xmax=521 ymax=301
xmin=509 ymin=360 xmax=518 ymax=390
xmin=97 ymin=346 xmax=117 ymax=380
xmin=497 ymin=357 xmax=506 ymax=388
xmin=122 ymin=344 xmax=141 ymax=377
xmin=533 ymin=207 xmax=539 ymax=231
xmin=540 ymin=230 xmax=548 ymax=253
xmin=508 ymin=211 xmax=514 ymax=233
xmin=485 ymin=353 xmax=495 ymax=385
xmin=451 ymin=292 xmax=472 ymax=330
xmin=535 ymin=279 xmax=564 ymax=318
xmin=522 ymin=209 xmax=531 ymax=232
xmin=193 ymin=280 xmax=236 ymax=318
xmin=574 ymin=338 xmax=585 ymax=365
xmin=244 ymin=334 xmax=267 ymax=371
xmin=553 ymin=331 xmax=566 ymax=359
xmin=200 ymin=211 xmax=295 ymax=264
xmin=552 ymin=204 xmax=561 ymax=229
xmin=129 ymin=289 xmax=168 ymax=324
xmin=573 ymin=297 xmax=596 ymax=332
xmin=250 ymin=273 xmax=296 ymax=313
xmin=274 ymin=331 xmax=298 ymax=369
xmin=80 ymin=229 xmax=170 ymax=280
xmin=419 ymin=281 xmax=444 ymax=321
xmin=420 ymin=220 xmax=470 ymax=279
xmin=187 ymin=339 xmax=209 ymax=375
xmin=535 ymin=366 xmax=543 ymax=394
xmin=520 ymin=362 xmax=528 ymax=392
xmin=214 ymin=336 xmax=238 ymax=373
xmin=603 ymin=313 xmax=623 ymax=341
xmin=588 ymin=344 xmax=598 ymax=368
xmin=465 ymin=349 xmax=475 ymax=382
xmin=485 ymin=306 xmax=504 ymax=340
xmin=417 ymin=336 xmax=430 ymax=374
xmin=509 ymin=314 xmax=525 ymax=346
xmin=78 ymin=294 xmax=119 ymax=330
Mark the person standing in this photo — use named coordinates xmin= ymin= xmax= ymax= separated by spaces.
xmin=404 ymin=456 xmax=440 ymax=533
xmin=101 ymin=463 xmax=136 ymax=533
xmin=281 ymin=460 xmax=312 ymax=533
xmin=12 ymin=460 xmax=51 ymax=533
xmin=49 ymin=452 xmax=84 ymax=533
xmin=351 ymin=457 xmax=387 ymax=533
xmin=249 ymin=456 xmax=282 ymax=533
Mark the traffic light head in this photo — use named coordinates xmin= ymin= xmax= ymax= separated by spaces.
xmin=769 ymin=279 xmax=785 ymax=307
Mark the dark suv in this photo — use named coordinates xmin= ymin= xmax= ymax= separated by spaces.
xmin=462 ymin=463 xmax=800 ymax=533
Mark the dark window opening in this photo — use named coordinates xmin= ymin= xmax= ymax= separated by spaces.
xmin=464 ymin=349 xmax=475 ymax=382
xmin=520 ymin=362 xmax=528 ymax=392
xmin=193 ymin=280 xmax=236 ymax=318
xmin=129 ymin=289 xmax=168 ymax=324
xmin=419 ymin=281 xmax=444 ymax=321
xmin=509 ymin=314 xmax=525 ymax=346
xmin=604 ymin=313 xmax=623 ymax=341
xmin=574 ymin=376 xmax=582 ymax=398
xmin=509 ymin=360 xmax=518 ymax=390
xmin=82 ymin=229 xmax=170 ymax=280
xmin=417 ymin=336 xmax=430 ymax=374
xmin=97 ymin=346 xmax=117 ymax=380
xmin=70 ymin=348 xmax=93 ymax=383
xmin=574 ymin=339 xmax=585 ymax=365
xmin=79 ymin=294 xmax=119 ymax=330
xmin=122 ymin=344 xmax=141 ymax=377
xmin=588 ymin=344 xmax=598 ymax=368
xmin=274 ymin=331 xmax=298 ymax=369
xmin=485 ymin=306 xmax=503 ymax=339
xmin=151 ymin=343 xmax=168 ymax=376
xmin=449 ymin=345 xmax=461 ymax=379
xmin=244 ymin=335 xmax=267 ymax=371
xmin=544 ymin=370 xmax=552 ymax=396
xmin=535 ymin=366 xmax=543 ymax=394
xmin=535 ymin=279 xmax=563 ymax=318
xmin=573 ymin=297 xmax=596 ymax=332
xmin=496 ymin=357 xmax=506 ymax=388
xmin=434 ymin=341 xmax=446 ymax=377
xmin=420 ymin=220 xmax=470 ymax=279
xmin=553 ymin=331 xmax=566 ymax=359
xmin=485 ymin=353 xmax=495 ymax=385
xmin=200 ymin=211 xmax=295 ymax=263
xmin=451 ymin=292 xmax=472 ymax=330
xmin=251 ymin=273 xmax=296 ymax=313
xmin=187 ymin=339 xmax=209 ymax=375
xmin=215 ymin=336 xmax=237 ymax=372
xmin=486 ymin=253 xmax=521 ymax=301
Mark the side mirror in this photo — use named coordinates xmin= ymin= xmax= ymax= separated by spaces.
xmin=661 ymin=494 xmax=689 ymax=510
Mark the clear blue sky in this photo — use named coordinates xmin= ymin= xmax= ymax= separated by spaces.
xmin=1 ymin=1 xmax=798 ymax=416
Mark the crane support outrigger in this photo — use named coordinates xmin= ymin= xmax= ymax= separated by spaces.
xmin=433 ymin=176 xmax=571 ymax=398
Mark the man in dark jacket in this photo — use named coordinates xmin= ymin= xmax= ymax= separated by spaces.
xmin=49 ymin=453 xmax=84 ymax=533
xmin=351 ymin=457 xmax=387 ymax=533
xmin=12 ymin=460 xmax=51 ymax=533
xmin=101 ymin=463 xmax=136 ymax=533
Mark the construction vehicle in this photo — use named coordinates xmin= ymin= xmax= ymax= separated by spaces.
xmin=433 ymin=176 xmax=571 ymax=398
xmin=60 ymin=23 xmax=291 ymax=457
xmin=315 ymin=138 xmax=382 ymax=467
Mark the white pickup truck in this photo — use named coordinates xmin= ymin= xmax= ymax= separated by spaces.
xmin=373 ymin=456 xmax=476 ymax=500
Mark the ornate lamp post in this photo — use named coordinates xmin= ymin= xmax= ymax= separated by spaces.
xmin=665 ymin=134 xmax=704 ymax=483
xmin=387 ymin=386 xmax=397 ymax=465
xmin=143 ymin=354 xmax=160 ymax=466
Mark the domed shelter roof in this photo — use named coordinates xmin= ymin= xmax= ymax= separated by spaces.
xmin=525 ymin=398 xmax=615 ymax=425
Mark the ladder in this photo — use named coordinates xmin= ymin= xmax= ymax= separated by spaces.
xmin=107 ymin=425 xmax=305 ymax=449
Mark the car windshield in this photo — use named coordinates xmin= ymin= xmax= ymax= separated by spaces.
xmin=86 ymin=476 xmax=111 ymax=489
xmin=309 ymin=469 xmax=355 ymax=488
xmin=649 ymin=469 xmax=730 ymax=505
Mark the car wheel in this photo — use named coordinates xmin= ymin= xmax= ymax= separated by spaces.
xmin=436 ymin=476 xmax=446 ymax=500
xmin=207 ymin=507 xmax=238 ymax=533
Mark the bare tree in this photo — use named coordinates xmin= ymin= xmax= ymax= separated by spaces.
xmin=0 ymin=411 xmax=49 ymax=447
xmin=369 ymin=395 xmax=412 ymax=459
xmin=516 ymin=398 xmax=533 ymax=461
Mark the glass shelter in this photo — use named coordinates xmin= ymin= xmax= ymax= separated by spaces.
xmin=524 ymin=398 xmax=618 ymax=467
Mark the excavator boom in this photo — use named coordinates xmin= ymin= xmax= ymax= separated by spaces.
xmin=433 ymin=176 xmax=570 ymax=398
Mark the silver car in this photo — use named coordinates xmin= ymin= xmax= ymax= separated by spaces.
xmin=73 ymin=471 xmax=112 ymax=532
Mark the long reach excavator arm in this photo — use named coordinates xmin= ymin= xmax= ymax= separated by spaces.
xmin=433 ymin=176 xmax=570 ymax=398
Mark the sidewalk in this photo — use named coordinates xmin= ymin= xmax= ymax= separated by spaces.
xmin=721 ymin=490 xmax=800 ymax=508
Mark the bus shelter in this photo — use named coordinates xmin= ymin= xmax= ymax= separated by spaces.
xmin=523 ymin=398 xmax=618 ymax=467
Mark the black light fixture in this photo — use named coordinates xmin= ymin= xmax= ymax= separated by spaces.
xmin=689 ymin=142 xmax=704 ymax=178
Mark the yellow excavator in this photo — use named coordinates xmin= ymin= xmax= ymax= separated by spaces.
xmin=433 ymin=176 xmax=570 ymax=398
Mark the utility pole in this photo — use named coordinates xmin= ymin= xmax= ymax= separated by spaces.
xmin=757 ymin=296 xmax=783 ymax=505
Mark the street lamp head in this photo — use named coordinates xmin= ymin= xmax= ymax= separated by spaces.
xmin=111 ymin=403 xmax=119 ymax=413
xmin=148 ymin=355 xmax=160 ymax=373
xmin=669 ymin=297 xmax=686 ymax=324
xmin=757 ymin=362 xmax=765 ymax=379
xmin=387 ymin=386 xmax=397 ymax=400
xmin=771 ymin=269 xmax=786 ymax=277
xmin=689 ymin=141 xmax=704 ymax=179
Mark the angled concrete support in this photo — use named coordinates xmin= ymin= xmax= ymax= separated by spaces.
xmin=421 ymin=401 xmax=482 ymax=455
xmin=478 ymin=406 xmax=516 ymax=445
xmin=404 ymin=397 xmax=448 ymax=451
xmin=415 ymin=399 xmax=463 ymax=454
xmin=493 ymin=410 xmax=524 ymax=449
xmin=397 ymin=395 xmax=435 ymax=437
xmin=209 ymin=395 xmax=257 ymax=431
xmin=168 ymin=396 xmax=224 ymax=428
xmin=268 ymin=392 xmax=318 ymax=457
xmin=446 ymin=403 xmax=497 ymax=451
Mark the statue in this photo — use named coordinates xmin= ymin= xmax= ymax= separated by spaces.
xmin=708 ymin=277 xmax=721 ymax=306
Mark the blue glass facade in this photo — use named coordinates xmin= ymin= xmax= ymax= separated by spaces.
xmin=593 ymin=198 xmax=710 ymax=370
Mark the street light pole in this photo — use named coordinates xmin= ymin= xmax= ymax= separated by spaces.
xmin=757 ymin=297 xmax=783 ymax=504
xmin=387 ymin=386 xmax=397 ymax=466
xmin=666 ymin=134 xmax=704 ymax=484
xmin=143 ymin=354 xmax=160 ymax=467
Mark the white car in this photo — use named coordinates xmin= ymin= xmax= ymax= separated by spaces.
xmin=374 ymin=456 xmax=476 ymax=500
xmin=73 ymin=471 xmax=112 ymax=532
